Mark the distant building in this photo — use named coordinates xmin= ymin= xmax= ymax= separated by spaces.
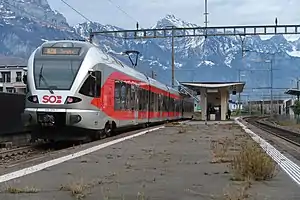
xmin=0 ymin=65 xmax=26 ymax=94
xmin=229 ymin=101 xmax=243 ymax=111
xmin=248 ymin=99 xmax=285 ymax=115
xmin=283 ymin=98 xmax=296 ymax=117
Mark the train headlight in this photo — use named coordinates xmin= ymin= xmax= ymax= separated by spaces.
xmin=65 ymin=96 xmax=82 ymax=104
xmin=27 ymin=95 xmax=39 ymax=103
xmin=70 ymin=115 xmax=82 ymax=124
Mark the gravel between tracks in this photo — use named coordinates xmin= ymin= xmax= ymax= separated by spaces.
xmin=0 ymin=121 xmax=299 ymax=200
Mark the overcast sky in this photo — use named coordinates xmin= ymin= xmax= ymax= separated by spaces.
xmin=48 ymin=0 xmax=300 ymax=40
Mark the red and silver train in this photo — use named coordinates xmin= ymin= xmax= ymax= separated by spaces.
xmin=21 ymin=40 xmax=194 ymax=142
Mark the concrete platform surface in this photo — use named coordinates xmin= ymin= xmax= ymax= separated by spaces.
xmin=0 ymin=122 xmax=299 ymax=200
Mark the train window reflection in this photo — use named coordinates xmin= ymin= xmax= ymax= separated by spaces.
xmin=79 ymin=71 xmax=101 ymax=98
xmin=34 ymin=59 xmax=82 ymax=90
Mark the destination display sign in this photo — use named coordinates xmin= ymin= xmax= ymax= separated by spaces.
xmin=42 ymin=47 xmax=81 ymax=55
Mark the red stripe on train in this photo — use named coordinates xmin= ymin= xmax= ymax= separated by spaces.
xmin=91 ymin=71 xmax=182 ymax=120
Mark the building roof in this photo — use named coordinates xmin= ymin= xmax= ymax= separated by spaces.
xmin=0 ymin=65 xmax=27 ymax=70
xmin=284 ymin=89 xmax=300 ymax=96
xmin=180 ymin=81 xmax=246 ymax=93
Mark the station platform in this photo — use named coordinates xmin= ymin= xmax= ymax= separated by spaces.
xmin=0 ymin=121 xmax=299 ymax=200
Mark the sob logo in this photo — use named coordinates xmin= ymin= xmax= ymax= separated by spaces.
xmin=42 ymin=95 xmax=62 ymax=103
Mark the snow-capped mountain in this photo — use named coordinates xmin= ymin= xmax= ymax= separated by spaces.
xmin=75 ymin=14 xmax=300 ymax=94
xmin=0 ymin=0 xmax=80 ymax=58
xmin=1 ymin=0 xmax=300 ymax=99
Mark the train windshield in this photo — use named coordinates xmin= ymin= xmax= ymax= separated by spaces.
xmin=33 ymin=59 xmax=82 ymax=90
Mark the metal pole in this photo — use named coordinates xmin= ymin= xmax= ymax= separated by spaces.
xmin=171 ymin=27 xmax=175 ymax=88
xmin=151 ymin=70 xmax=156 ymax=79
xmin=297 ymin=77 xmax=299 ymax=100
xmin=238 ymin=69 xmax=241 ymax=114
xmin=270 ymin=59 xmax=273 ymax=118
xmin=204 ymin=0 xmax=208 ymax=38
xmin=89 ymin=28 xmax=93 ymax=43
xmin=249 ymin=99 xmax=252 ymax=115
xmin=238 ymin=36 xmax=246 ymax=115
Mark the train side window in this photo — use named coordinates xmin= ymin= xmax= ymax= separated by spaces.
xmin=164 ymin=96 xmax=168 ymax=111
xmin=114 ymin=80 xmax=122 ymax=110
xmin=79 ymin=71 xmax=101 ymax=97
xmin=158 ymin=94 xmax=162 ymax=112
xmin=131 ymin=85 xmax=136 ymax=110
xmin=169 ymin=97 xmax=173 ymax=112
xmin=150 ymin=91 xmax=155 ymax=112
xmin=143 ymin=88 xmax=147 ymax=111
xmin=144 ymin=90 xmax=150 ymax=111
xmin=157 ymin=93 xmax=160 ymax=112
xmin=138 ymin=87 xmax=142 ymax=111
xmin=120 ymin=83 xmax=126 ymax=110
xmin=125 ymin=83 xmax=131 ymax=110
xmin=153 ymin=93 xmax=157 ymax=112
xmin=94 ymin=71 xmax=101 ymax=97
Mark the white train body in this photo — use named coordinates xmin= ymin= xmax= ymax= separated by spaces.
xmin=21 ymin=40 xmax=194 ymax=141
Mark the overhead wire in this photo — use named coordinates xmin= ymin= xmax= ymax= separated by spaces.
xmin=105 ymin=0 xmax=142 ymax=29
xmin=60 ymin=0 xmax=93 ymax=23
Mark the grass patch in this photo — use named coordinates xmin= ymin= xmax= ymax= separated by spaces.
xmin=60 ymin=180 xmax=89 ymax=200
xmin=223 ymin=180 xmax=252 ymax=200
xmin=4 ymin=186 xmax=39 ymax=194
xmin=230 ymin=141 xmax=277 ymax=181
xmin=277 ymin=120 xmax=300 ymax=128
xmin=165 ymin=121 xmax=181 ymax=127
xmin=178 ymin=126 xmax=187 ymax=134
xmin=210 ymin=138 xmax=233 ymax=163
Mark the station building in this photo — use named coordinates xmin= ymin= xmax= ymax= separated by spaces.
xmin=0 ymin=65 xmax=27 ymax=94
xmin=181 ymin=82 xmax=245 ymax=121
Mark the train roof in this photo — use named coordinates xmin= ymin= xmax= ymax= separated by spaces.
xmin=89 ymin=43 xmax=180 ymax=95
xmin=41 ymin=40 xmax=94 ymax=48
xmin=37 ymin=40 xmax=181 ymax=95
xmin=101 ymin=49 xmax=181 ymax=95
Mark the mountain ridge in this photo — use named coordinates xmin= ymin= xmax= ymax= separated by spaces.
xmin=0 ymin=0 xmax=300 ymax=99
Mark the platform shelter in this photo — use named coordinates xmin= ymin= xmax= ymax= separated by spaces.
xmin=181 ymin=82 xmax=245 ymax=121
xmin=285 ymin=89 xmax=300 ymax=100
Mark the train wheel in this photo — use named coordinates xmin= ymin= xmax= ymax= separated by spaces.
xmin=104 ymin=123 xmax=112 ymax=137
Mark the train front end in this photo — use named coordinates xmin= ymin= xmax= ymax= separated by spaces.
xmin=21 ymin=40 xmax=104 ymax=142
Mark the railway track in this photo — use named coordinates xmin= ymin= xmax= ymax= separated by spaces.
xmin=244 ymin=116 xmax=300 ymax=147
xmin=0 ymin=146 xmax=35 ymax=159
xmin=0 ymin=142 xmax=53 ymax=166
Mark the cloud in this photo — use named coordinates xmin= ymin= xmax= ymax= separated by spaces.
xmin=48 ymin=0 xmax=300 ymax=30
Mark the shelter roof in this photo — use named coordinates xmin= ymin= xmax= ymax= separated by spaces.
xmin=285 ymin=89 xmax=300 ymax=96
xmin=180 ymin=82 xmax=245 ymax=93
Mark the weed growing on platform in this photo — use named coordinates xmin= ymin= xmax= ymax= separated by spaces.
xmin=210 ymin=138 xmax=233 ymax=163
xmin=178 ymin=126 xmax=187 ymax=134
xmin=223 ymin=180 xmax=252 ymax=200
xmin=230 ymin=141 xmax=277 ymax=181
xmin=165 ymin=122 xmax=181 ymax=127
xmin=4 ymin=186 xmax=39 ymax=193
xmin=60 ymin=180 xmax=88 ymax=200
